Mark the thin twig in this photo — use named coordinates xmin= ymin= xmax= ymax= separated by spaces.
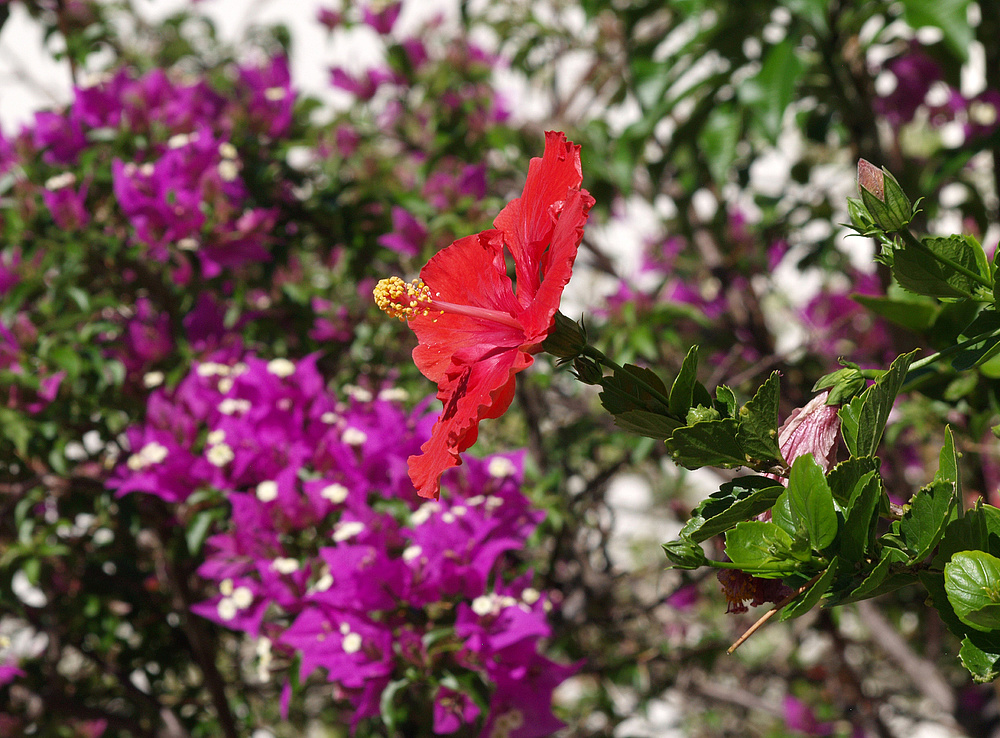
xmin=727 ymin=573 xmax=822 ymax=654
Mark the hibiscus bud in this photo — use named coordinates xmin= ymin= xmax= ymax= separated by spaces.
xmin=663 ymin=538 xmax=708 ymax=569
xmin=572 ymin=356 xmax=603 ymax=385
xmin=541 ymin=311 xmax=588 ymax=359
xmin=857 ymin=159 xmax=913 ymax=232
xmin=811 ymin=366 xmax=866 ymax=405
xmin=776 ymin=390 xmax=841 ymax=473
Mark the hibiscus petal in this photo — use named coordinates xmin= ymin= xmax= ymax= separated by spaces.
xmin=408 ymin=347 xmax=533 ymax=499
xmin=492 ymin=131 xmax=584 ymax=307
xmin=520 ymin=187 xmax=595 ymax=340
xmin=411 ymin=232 xmax=524 ymax=383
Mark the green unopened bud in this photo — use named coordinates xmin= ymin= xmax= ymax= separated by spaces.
xmin=572 ymin=356 xmax=603 ymax=385
xmin=685 ymin=404 xmax=720 ymax=425
xmin=662 ymin=538 xmax=708 ymax=569
xmin=542 ymin=311 xmax=588 ymax=359
xmin=812 ymin=365 xmax=866 ymax=405
xmin=857 ymin=159 xmax=913 ymax=232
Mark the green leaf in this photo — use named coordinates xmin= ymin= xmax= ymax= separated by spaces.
xmin=781 ymin=557 xmax=840 ymax=620
xmin=898 ymin=481 xmax=959 ymax=564
xmin=724 ymin=521 xmax=797 ymax=574
xmin=945 ymin=551 xmax=1000 ymax=631
xmin=698 ymin=102 xmax=742 ymax=183
xmin=899 ymin=0 xmax=972 ymax=62
xmin=0 ymin=407 xmax=31 ymax=456
xmin=935 ymin=426 xmax=961 ymax=490
xmin=666 ymin=418 xmax=747 ymax=469
xmin=839 ymin=472 xmax=882 ymax=563
xmin=735 ymin=371 xmax=783 ymax=465
xmin=669 ymin=345 xmax=700 ymax=418
xmin=680 ymin=476 xmax=785 ymax=543
xmin=787 ymin=455 xmax=838 ymax=551
xmin=715 ymin=385 xmax=737 ymax=418
xmin=952 ymin=308 xmax=1000 ymax=371
xmin=738 ymin=39 xmax=804 ymax=143
xmin=959 ymin=638 xmax=1000 ymax=683
xmin=186 ymin=509 xmax=223 ymax=556
xmin=851 ymin=294 xmax=939 ymax=332
xmin=934 ymin=501 xmax=997 ymax=568
xmin=854 ymin=350 xmax=919 ymax=457
xmin=599 ymin=363 xmax=671 ymax=415
xmin=771 ymin=488 xmax=798 ymax=538
xmin=921 ymin=570 xmax=1000 ymax=667
xmin=612 ymin=410 xmax=682 ymax=439
xmin=891 ymin=235 xmax=984 ymax=299
xmin=826 ymin=456 xmax=880 ymax=507
xmin=380 ymin=678 xmax=410 ymax=733
xmin=837 ymin=394 xmax=863 ymax=457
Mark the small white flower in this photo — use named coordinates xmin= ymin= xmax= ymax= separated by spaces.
xmin=341 ymin=427 xmax=367 ymax=446
xmin=139 ymin=162 xmax=155 ymax=176
xmin=465 ymin=495 xmax=485 ymax=506
xmin=218 ymin=141 xmax=238 ymax=159
xmin=219 ymin=579 xmax=234 ymax=596
xmin=44 ymin=172 xmax=76 ymax=190
xmin=341 ymin=632 xmax=362 ymax=654
xmin=343 ymin=385 xmax=373 ymax=402
xmin=377 ymin=387 xmax=409 ymax=402
xmin=207 ymin=443 xmax=234 ymax=467
xmin=167 ymin=133 xmax=192 ymax=149
xmin=320 ymin=483 xmax=349 ymax=504
xmin=197 ymin=362 xmax=227 ymax=377
xmin=264 ymin=86 xmax=288 ymax=101
xmin=499 ymin=595 xmax=517 ymax=609
xmin=271 ymin=558 xmax=299 ymax=574
xmin=255 ymin=637 xmax=272 ymax=682
xmin=451 ymin=506 xmax=467 ymax=517
xmin=485 ymin=495 xmax=504 ymax=510
xmin=126 ymin=441 xmax=169 ymax=471
xmin=142 ymin=371 xmax=165 ymax=389
xmin=231 ymin=362 xmax=248 ymax=376
xmin=320 ymin=411 xmax=339 ymax=424
xmin=311 ymin=571 xmax=334 ymax=592
xmin=488 ymin=457 xmax=516 ymax=479
xmin=402 ymin=545 xmax=423 ymax=562
xmin=219 ymin=398 xmax=251 ymax=415
xmin=231 ymin=586 xmax=254 ymax=609
xmin=521 ymin=587 xmax=540 ymax=605
xmin=339 ymin=622 xmax=351 ymax=635
xmin=410 ymin=502 xmax=439 ymax=526
xmin=333 ymin=521 xmax=365 ymax=542
xmin=471 ymin=595 xmax=494 ymax=616
xmin=218 ymin=160 xmax=239 ymax=182
xmin=267 ymin=358 xmax=296 ymax=377
xmin=217 ymin=377 xmax=234 ymax=394
xmin=256 ymin=480 xmax=279 ymax=502
xmin=441 ymin=512 xmax=456 ymax=524
xmin=206 ymin=429 xmax=226 ymax=445
xmin=177 ymin=237 xmax=199 ymax=251
xmin=217 ymin=598 xmax=237 ymax=621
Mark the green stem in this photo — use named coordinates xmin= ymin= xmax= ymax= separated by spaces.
xmin=907 ymin=326 xmax=1000 ymax=373
xmin=582 ymin=345 xmax=675 ymax=411
xmin=899 ymin=229 xmax=992 ymax=291
xmin=708 ymin=559 xmax=807 ymax=573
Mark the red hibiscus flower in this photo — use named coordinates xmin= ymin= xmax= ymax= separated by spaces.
xmin=374 ymin=131 xmax=594 ymax=499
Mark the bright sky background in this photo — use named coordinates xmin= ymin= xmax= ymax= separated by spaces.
xmin=0 ymin=0 xmax=462 ymax=131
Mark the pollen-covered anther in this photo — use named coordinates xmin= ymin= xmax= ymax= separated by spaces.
xmin=373 ymin=276 xmax=433 ymax=321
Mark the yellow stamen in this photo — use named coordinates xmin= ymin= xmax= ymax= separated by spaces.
xmin=373 ymin=275 xmax=523 ymax=330
xmin=374 ymin=276 xmax=433 ymax=321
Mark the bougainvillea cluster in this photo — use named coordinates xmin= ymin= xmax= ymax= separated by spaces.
xmin=111 ymin=352 xmax=575 ymax=736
